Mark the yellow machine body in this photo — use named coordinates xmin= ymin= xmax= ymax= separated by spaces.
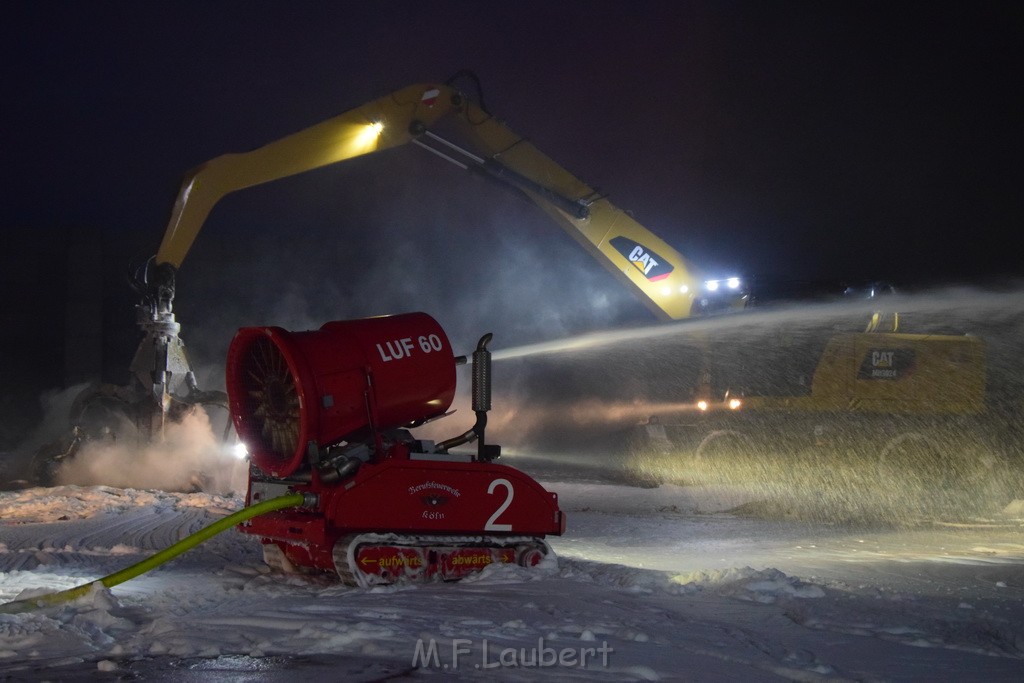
xmin=744 ymin=332 xmax=986 ymax=416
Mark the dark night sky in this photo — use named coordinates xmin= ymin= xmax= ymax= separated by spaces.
xmin=1 ymin=1 xmax=1022 ymax=429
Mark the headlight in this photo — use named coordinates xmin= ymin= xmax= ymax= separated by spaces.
xmin=232 ymin=442 xmax=249 ymax=460
xmin=703 ymin=277 xmax=744 ymax=293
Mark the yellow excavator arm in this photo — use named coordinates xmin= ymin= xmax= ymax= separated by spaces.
xmin=60 ymin=75 xmax=748 ymax=453
xmin=155 ymin=80 xmax=743 ymax=321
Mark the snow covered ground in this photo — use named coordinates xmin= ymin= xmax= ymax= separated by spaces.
xmin=2 ymin=463 xmax=1023 ymax=681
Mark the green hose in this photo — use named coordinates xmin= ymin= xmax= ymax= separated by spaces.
xmin=0 ymin=491 xmax=307 ymax=615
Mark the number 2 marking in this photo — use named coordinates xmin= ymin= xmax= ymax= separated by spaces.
xmin=485 ymin=478 xmax=514 ymax=531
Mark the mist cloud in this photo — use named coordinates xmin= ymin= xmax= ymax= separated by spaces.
xmin=55 ymin=407 xmax=248 ymax=495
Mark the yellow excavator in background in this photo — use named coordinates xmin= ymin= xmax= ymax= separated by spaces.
xmin=31 ymin=71 xmax=747 ymax=483
xmin=31 ymin=72 xmax=997 ymax=500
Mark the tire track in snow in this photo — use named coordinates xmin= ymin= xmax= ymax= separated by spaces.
xmin=0 ymin=494 xmax=234 ymax=576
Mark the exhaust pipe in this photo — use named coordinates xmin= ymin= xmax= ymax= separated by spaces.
xmin=437 ymin=333 xmax=500 ymax=461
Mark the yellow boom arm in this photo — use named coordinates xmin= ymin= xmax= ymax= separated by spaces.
xmin=156 ymin=81 xmax=732 ymax=321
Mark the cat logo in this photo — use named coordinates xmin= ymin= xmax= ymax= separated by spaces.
xmin=858 ymin=348 xmax=916 ymax=380
xmin=609 ymin=236 xmax=674 ymax=282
